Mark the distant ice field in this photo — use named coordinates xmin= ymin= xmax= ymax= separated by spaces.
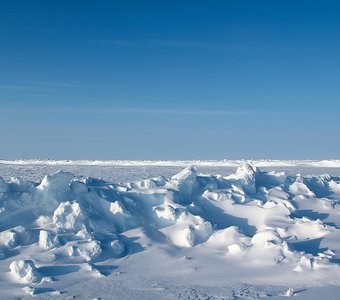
xmin=1 ymin=160 xmax=340 ymax=182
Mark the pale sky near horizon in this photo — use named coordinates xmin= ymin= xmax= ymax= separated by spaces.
xmin=0 ymin=1 xmax=339 ymax=160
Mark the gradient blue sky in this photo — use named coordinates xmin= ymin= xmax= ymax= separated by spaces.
xmin=1 ymin=1 xmax=339 ymax=160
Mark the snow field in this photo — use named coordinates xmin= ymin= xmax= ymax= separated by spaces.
xmin=0 ymin=163 xmax=339 ymax=298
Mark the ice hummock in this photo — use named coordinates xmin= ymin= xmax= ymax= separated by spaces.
xmin=9 ymin=260 xmax=41 ymax=284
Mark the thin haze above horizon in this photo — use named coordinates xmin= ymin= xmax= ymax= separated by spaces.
xmin=0 ymin=1 xmax=339 ymax=160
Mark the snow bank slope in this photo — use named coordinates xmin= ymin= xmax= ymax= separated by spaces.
xmin=0 ymin=165 xmax=340 ymax=298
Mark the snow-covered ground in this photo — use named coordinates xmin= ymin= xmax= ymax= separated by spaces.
xmin=0 ymin=160 xmax=340 ymax=299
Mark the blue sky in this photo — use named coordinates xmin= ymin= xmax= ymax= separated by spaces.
xmin=0 ymin=1 xmax=339 ymax=159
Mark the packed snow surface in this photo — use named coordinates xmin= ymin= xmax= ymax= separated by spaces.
xmin=0 ymin=161 xmax=340 ymax=299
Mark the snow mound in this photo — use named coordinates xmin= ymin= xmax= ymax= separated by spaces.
xmin=37 ymin=170 xmax=74 ymax=193
xmin=9 ymin=260 xmax=41 ymax=284
xmin=207 ymin=226 xmax=251 ymax=251
xmin=0 ymin=226 xmax=30 ymax=248
xmin=251 ymin=229 xmax=282 ymax=248
xmin=53 ymin=201 xmax=85 ymax=231
xmin=77 ymin=240 xmax=102 ymax=261
xmin=170 ymin=165 xmax=198 ymax=204
xmin=226 ymin=163 xmax=258 ymax=194
xmin=171 ymin=216 xmax=213 ymax=248
xmin=39 ymin=230 xmax=59 ymax=250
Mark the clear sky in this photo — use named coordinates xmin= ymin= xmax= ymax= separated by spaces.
xmin=0 ymin=1 xmax=339 ymax=160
